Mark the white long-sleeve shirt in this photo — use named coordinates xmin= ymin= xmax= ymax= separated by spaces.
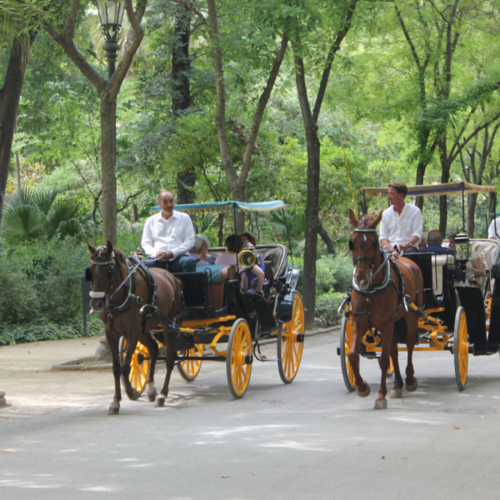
xmin=141 ymin=210 xmax=195 ymax=259
xmin=488 ymin=218 xmax=500 ymax=241
xmin=379 ymin=203 xmax=423 ymax=249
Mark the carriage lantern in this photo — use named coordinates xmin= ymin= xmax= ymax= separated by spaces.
xmin=96 ymin=0 xmax=126 ymax=78
xmin=454 ymin=233 xmax=471 ymax=262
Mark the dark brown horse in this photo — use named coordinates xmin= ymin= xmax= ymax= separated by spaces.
xmin=348 ymin=210 xmax=424 ymax=409
xmin=86 ymin=241 xmax=182 ymax=414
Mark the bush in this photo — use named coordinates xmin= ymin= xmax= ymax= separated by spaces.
xmin=0 ymin=317 xmax=103 ymax=346
xmin=0 ymin=238 xmax=90 ymax=325
xmin=293 ymin=254 xmax=352 ymax=295
xmin=315 ymin=292 xmax=346 ymax=327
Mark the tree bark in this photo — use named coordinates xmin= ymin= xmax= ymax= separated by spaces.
xmin=0 ymin=33 xmax=36 ymax=231
xmin=172 ymin=3 xmax=195 ymax=205
xmin=100 ymin=98 xmax=117 ymax=244
xmin=318 ymin=219 xmax=335 ymax=256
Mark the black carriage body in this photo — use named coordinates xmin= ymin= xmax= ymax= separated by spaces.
xmin=173 ymin=244 xmax=296 ymax=339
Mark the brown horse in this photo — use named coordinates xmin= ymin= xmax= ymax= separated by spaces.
xmin=348 ymin=210 xmax=424 ymax=409
xmin=86 ymin=241 xmax=183 ymax=414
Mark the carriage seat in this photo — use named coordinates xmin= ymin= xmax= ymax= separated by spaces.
xmin=174 ymin=264 xmax=236 ymax=312
xmin=431 ymin=254 xmax=455 ymax=297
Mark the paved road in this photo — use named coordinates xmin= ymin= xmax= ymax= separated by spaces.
xmin=1 ymin=331 xmax=500 ymax=499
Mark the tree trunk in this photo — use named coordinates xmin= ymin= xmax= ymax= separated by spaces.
xmin=100 ymin=97 xmax=117 ymax=245
xmin=294 ymin=54 xmax=321 ymax=330
xmin=318 ymin=219 xmax=335 ymax=256
xmin=172 ymin=3 xmax=195 ymax=205
xmin=467 ymin=192 xmax=477 ymax=238
xmin=489 ymin=192 xmax=497 ymax=228
xmin=0 ymin=34 xmax=36 ymax=230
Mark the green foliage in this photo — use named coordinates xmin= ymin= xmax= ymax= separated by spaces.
xmin=2 ymin=188 xmax=90 ymax=243
xmin=0 ymin=238 xmax=90 ymax=324
xmin=315 ymin=292 xmax=345 ymax=327
xmin=0 ymin=317 xmax=103 ymax=346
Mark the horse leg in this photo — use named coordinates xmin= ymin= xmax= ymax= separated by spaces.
xmin=405 ymin=318 xmax=418 ymax=392
xmin=121 ymin=337 xmax=142 ymax=401
xmin=375 ymin=327 xmax=392 ymax=409
xmin=155 ymin=328 xmax=176 ymax=407
xmin=348 ymin=322 xmax=371 ymax=398
xmin=389 ymin=338 xmax=404 ymax=399
xmin=140 ymin=333 xmax=159 ymax=402
xmin=106 ymin=327 xmax=122 ymax=415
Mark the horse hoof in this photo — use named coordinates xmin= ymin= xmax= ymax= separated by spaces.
xmin=390 ymin=389 xmax=403 ymax=399
xmin=155 ymin=396 xmax=165 ymax=407
xmin=374 ymin=399 xmax=388 ymax=410
xmin=108 ymin=404 xmax=120 ymax=415
xmin=128 ymin=389 xmax=140 ymax=401
xmin=406 ymin=378 xmax=418 ymax=392
xmin=147 ymin=383 xmax=157 ymax=402
xmin=356 ymin=384 xmax=371 ymax=398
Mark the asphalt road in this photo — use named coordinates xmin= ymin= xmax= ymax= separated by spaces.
xmin=2 ymin=331 xmax=500 ymax=500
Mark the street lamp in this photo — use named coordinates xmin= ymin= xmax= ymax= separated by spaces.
xmin=96 ymin=0 xmax=126 ymax=79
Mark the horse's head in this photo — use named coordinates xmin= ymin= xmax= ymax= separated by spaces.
xmin=86 ymin=240 xmax=125 ymax=313
xmin=348 ymin=209 xmax=383 ymax=290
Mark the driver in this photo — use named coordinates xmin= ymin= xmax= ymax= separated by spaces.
xmin=141 ymin=191 xmax=196 ymax=273
xmin=379 ymin=182 xmax=423 ymax=255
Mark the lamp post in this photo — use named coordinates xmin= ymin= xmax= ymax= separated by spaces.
xmin=97 ymin=0 xmax=125 ymax=79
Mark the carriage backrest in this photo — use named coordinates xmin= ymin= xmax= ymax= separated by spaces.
xmin=406 ymin=252 xmax=454 ymax=296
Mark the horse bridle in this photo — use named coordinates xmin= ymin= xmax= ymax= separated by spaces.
xmin=85 ymin=247 xmax=116 ymax=299
xmin=349 ymin=217 xmax=379 ymax=270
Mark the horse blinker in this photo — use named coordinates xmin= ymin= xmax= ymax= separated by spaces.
xmin=85 ymin=267 xmax=92 ymax=282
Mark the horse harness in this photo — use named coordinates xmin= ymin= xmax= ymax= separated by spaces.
xmin=343 ymin=219 xmax=413 ymax=332
xmin=87 ymin=248 xmax=182 ymax=336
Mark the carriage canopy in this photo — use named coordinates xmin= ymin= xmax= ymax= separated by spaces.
xmin=150 ymin=200 xmax=285 ymax=216
xmin=360 ymin=182 xmax=496 ymax=198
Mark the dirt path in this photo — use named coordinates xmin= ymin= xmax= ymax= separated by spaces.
xmin=0 ymin=336 xmax=115 ymax=420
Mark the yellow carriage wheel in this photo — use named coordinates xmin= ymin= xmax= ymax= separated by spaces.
xmin=118 ymin=337 xmax=150 ymax=396
xmin=340 ymin=314 xmax=356 ymax=392
xmin=226 ymin=319 xmax=253 ymax=399
xmin=177 ymin=344 xmax=204 ymax=382
xmin=277 ymin=292 xmax=305 ymax=384
xmin=453 ymin=306 xmax=469 ymax=391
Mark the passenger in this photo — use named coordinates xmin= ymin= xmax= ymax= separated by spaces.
xmin=240 ymin=231 xmax=266 ymax=284
xmin=418 ymin=237 xmax=428 ymax=251
xmin=488 ymin=216 xmax=500 ymax=242
xmin=215 ymin=234 xmax=265 ymax=296
xmin=379 ymin=181 xmax=423 ymax=255
xmin=188 ymin=234 xmax=216 ymax=266
xmin=421 ymin=230 xmax=455 ymax=256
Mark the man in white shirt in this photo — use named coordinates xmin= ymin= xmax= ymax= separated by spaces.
xmin=141 ymin=191 xmax=196 ymax=272
xmin=488 ymin=217 xmax=500 ymax=242
xmin=379 ymin=182 xmax=423 ymax=255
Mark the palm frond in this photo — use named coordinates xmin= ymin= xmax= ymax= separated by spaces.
xmin=46 ymin=199 xmax=83 ymax=239
xmin=2 ymin=205 xmax=45 ymax=242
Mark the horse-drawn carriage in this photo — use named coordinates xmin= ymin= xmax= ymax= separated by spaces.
xmin=339 ymin=182 xmax=500 ymax=407
xmin=87 ymin=200 xmax=304 ymax=413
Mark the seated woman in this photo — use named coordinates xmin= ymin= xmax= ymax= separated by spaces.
xmin=215 ymin=234 xmax=265 ymax=296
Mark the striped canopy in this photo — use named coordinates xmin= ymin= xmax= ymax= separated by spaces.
xmin=150 ymin=200 xmax=285 ymax=216
xmin=360 ymin=182 xmax=496 ymax=198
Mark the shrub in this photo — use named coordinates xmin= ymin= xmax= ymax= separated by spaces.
xmin=315 ymin=292 xmax=346 ymax=327
xmin=0 ymin=238 xmax=90 ymax=324
xmin=0 ymin=317 xmax=103 ymax=346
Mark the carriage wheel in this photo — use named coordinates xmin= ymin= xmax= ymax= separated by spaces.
xmin=118 ymin=336 xmax=150 ymax=396
xmin=226 ymin=319 xmax=253 ymax=399
xmin=177 ymin=344 xmax=204 ymax=382
xmin=278 ymin=292 xmax=305 ymax=384
xmin=453 ymin=307 xmax=469 ymax=391
xmin=340 ymin=314 xmax=356 ymax=392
